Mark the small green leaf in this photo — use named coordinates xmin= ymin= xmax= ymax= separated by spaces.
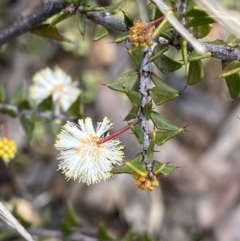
xmin=50 ymin=11 xmax=69 ymax=26
xmin=121 ymin=226 xmax=136 ymax=241
xmin=124 ymin=89 xmax=141 ymax=107
xmin=97 ymin=223 xmax=115 ymax=241
xmin=143 ymin=101 xmax=153 ymax=120
xmin=10 ymin=82 xmax=27 ymax=104
xmin=37 ymin=95 xmax=53 ymax=111
xmin=18 ymin=99 xmax=31 ymax=111
xmin=150 ymin=99 xmax=184 ymax=144
xmin=187 ymin=16 xmax=215 ymax=27
xmin=150 ymin=73 xmax=178 ymax=92
xmin=160 ymin=30 xmax=174 ymax=42
xmin=122 ymin=10 xmax=133 ymax=27
xmin=82 ymin=0 xmax=90 ymax=4
xmin=130 ymin=124 xmax=143 ymax=144
xmin=31 ymin=24 xmax=71 ymax=43
xmin=224 ymin=73 xmax=240 ymax=99
xmin=152 ymin=17 xmax=171 ymax=39
xmin=188 ymin=51 xmax=211 ymax=62
xmin=111 ymin=153 xmax=144 ymax=175
xmin=0 ymin=86 xmax=6 ymax=102
xmin=124 ymin=105 xmax=139 ymax=121
xmin=155 ymin=129 xmax=183 ymax=146
xmin=61 ymin=202 xmax=79 ymax=235
xmin=20 ymin=116 xmax=34 ymax=140
xmin=111 ymin=162 xmax=133 ymax=174
xmin=226 ymin=34 xmax=240 ymax=47
xmin=78 ymin=14 xmax=86 ymax=38
xmin=105 ymin=0 xmax=126 ymax=14
xmin=146 ymin=2 xmax=158 ymax=21
xmin=207 ymin=39 xmax=225 ymax=45
xmin=153 ymin=162 xmax=175 ymax=177
xmin=193 ymin=24 xmax=212 ymax=39
xmin=169 ymin=0 xmax=176 ymax=8
xmin=114 ymin=32 xmax=129 ymax=43
xmin=93 ymin=25 xmax=108 ymax=41
xmin=186 ymin=6 xmax=209 ymax=17
xmin=219 ymin=61 xmax=240 ymax=78
xmin=107 ymin=71 xmax=138 ymax=92
xmin=148 ymin=44 xmax=169 ymax=63
xmin=147 ymin=131 xmax=155 ymax=161
xmin=67 ymin=93 xmax=83 ymax=117
xmin=151 ymin=111 xmax=182 ymax=132
xmin=149 ymin=86 xmax=179 ymax=105
xmin=187 ymin=60 xmax=204 ymax=85
xmin=0 ymin=106 xmax=17 ymax=117
xmin=126 ymin=154 xmax=147 ymax=177
xmin=128 ymin=48 xmax=144 ymax=69
xmin=154 ymin=54 xmax=183 ymax=75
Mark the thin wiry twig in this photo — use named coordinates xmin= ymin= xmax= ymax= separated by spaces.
xmin=0 ymin=0 xmax=67 ymax=46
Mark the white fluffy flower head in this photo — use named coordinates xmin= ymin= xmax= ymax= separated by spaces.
xmin=29 ymin=66 xmax=80 ymax=114
xmin=55 ymin=117 xmax=124 ymax=185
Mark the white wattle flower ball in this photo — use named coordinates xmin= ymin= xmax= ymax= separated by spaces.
xmin=54 ymin=117 xmax=124 ymax=185
xmin=29 ymin=66 xmax=80 ymax=114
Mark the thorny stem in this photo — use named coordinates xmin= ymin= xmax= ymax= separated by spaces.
xmin=97 ymin=120 xmax=139 ymax=145
xmin=0 ymin=114 xmax=8 ymax=137
xmin=138 ymin=46 xmax=154 ymax=180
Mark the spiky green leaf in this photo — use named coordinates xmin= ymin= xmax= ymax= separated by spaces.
xmin=97 ymin=223 xmax=115 ymax=241
xmin=153 ymin=54 xmax=182 ymax=75
xmin=187 ymin=60 xmax=204 ymax=85
xmin=128 ymin=48 xmax=144 ymax=69
xmin=93 ymin=25 xmax=108 ymax=41
xmin=130 ymin=124 xmax=143 ymax=144
xmin=149 ymin=87 xmax=179 ymax=105
xmin=20 ymin=116 xmax=34 ymax=140
xmin=67 ymin=93 xmax=83 ymax=117
xmin=224 ymin=73 xmax=240 ymax=99
xmin=107 ymin=71 xmax=138 ymax=92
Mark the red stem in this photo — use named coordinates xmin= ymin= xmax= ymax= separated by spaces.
xmin=144 ymin=16 xmax=165 ymax=32
xmin=97 ymin=121 xmax=139 ymax=145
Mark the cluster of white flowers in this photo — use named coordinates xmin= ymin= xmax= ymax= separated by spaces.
xmin=29 ymin=66 xmax=80 ymax=114
xmin=55 ymin=117 xmax=124 ymax=185
xmin=30 ymin=66 xmax=124 ymax=185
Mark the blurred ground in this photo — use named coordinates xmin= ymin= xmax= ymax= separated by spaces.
xmin=1 ymin=1 xmax=240 ymax=241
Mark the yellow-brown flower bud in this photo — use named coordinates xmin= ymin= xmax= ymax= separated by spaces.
xmin=128 ymin=20 xmax=154 ymax=48
xmin=132 ymin=172 xmax=160 ymax=191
